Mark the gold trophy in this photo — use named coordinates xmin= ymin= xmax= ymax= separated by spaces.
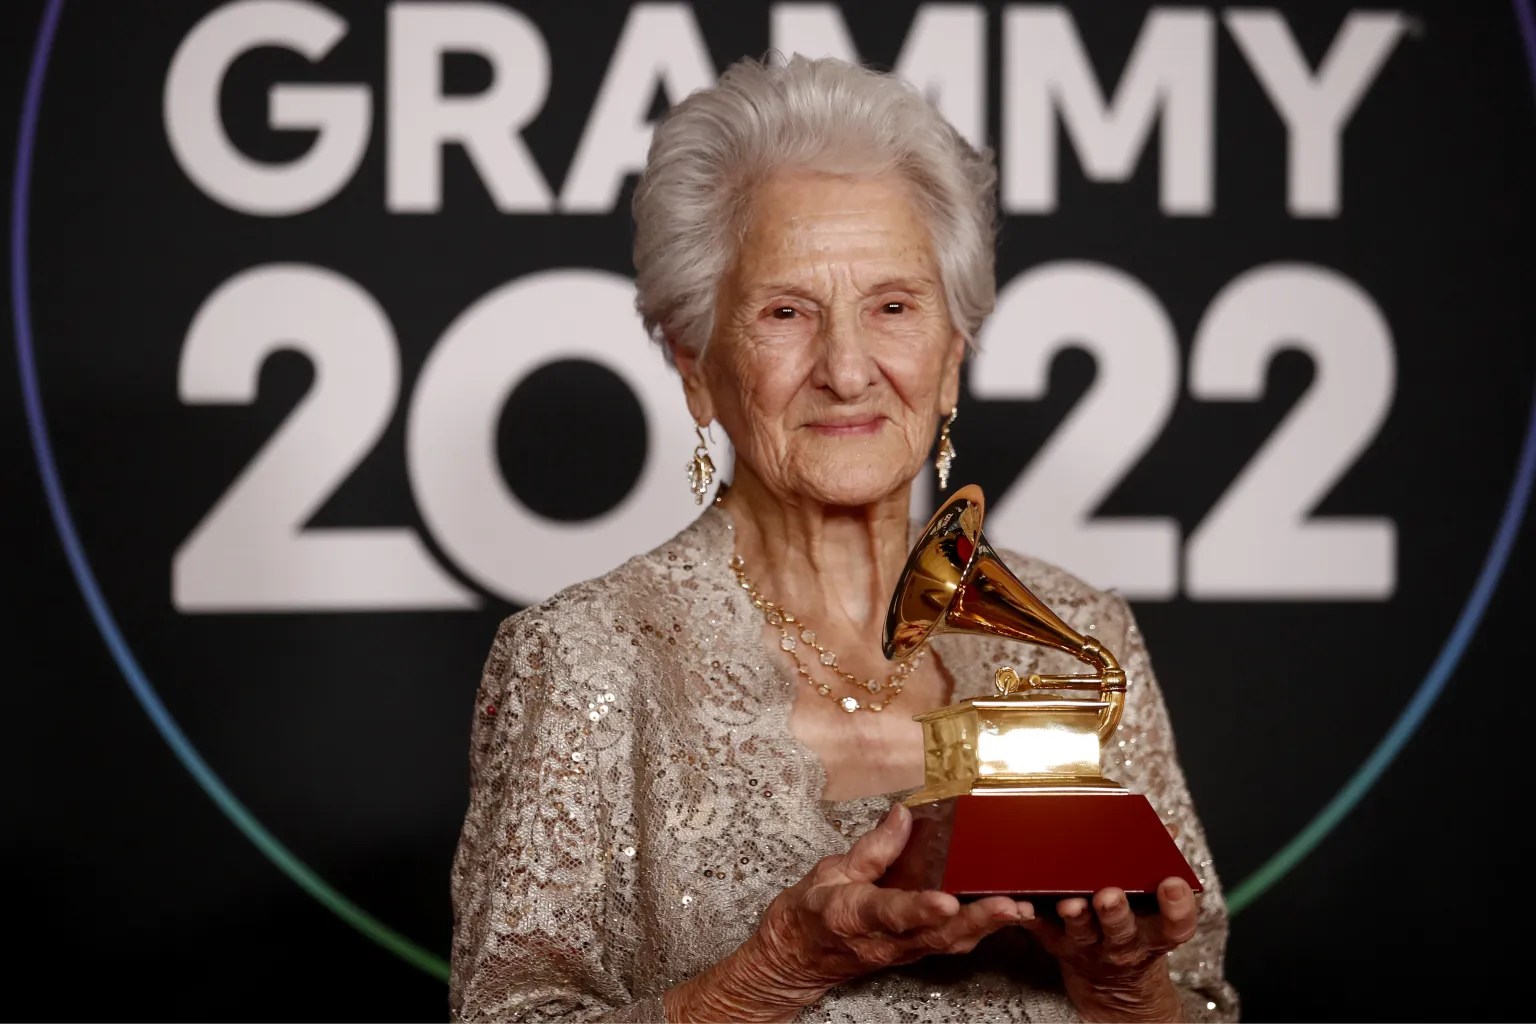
xmin=880 ymin=485 xmax=1201 ymax=900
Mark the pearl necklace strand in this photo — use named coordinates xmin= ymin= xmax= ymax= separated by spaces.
xmin=729 ymin=554 xmax=927 ymax=714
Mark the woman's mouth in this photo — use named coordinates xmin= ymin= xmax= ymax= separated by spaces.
xmin=806 ymin=416 xmax=885 ymax=436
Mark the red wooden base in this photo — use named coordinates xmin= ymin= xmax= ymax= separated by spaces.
xmin=882 ymin=791 xmax=1202 ymax=899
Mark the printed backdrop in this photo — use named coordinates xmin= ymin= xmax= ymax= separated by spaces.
xmin=6 ymin=1 xmax=1534 ymax=1019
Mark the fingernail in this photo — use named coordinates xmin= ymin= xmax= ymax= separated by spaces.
xmin=1160 ymin=880 xmax=1181 ymax=898
xmin=1100 ymin=892 xmax=1122 ymax=911
xmin=1018 ymin=902 xmax=1035 ymax=922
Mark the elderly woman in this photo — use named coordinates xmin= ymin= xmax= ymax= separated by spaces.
xmin=450 ymin=55 xmax=1237 ymax=1023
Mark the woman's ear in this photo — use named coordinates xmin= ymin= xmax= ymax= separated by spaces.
xmin=667 ymin=337 xmax=715 ymax=425
xmin=938 ymin=329 xmax=967 ymax=413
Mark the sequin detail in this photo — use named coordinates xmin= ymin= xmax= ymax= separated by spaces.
xmin=450 ymin=507 xmax=1237 ymax=1023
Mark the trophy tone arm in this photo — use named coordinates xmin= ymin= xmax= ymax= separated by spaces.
xmin=1001 ymin=636 xmax=1127 ymax=744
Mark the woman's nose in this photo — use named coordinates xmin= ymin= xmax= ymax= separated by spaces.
xmin=813 ymin=308 xmax=878 ymax=399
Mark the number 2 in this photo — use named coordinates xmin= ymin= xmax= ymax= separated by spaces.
xmin=973 ymin=263 xmax=1181 ymax=598
xmin=1186 ymin=264 xmax=1395 ymax=598
xmin=174 ymin=265 xmax=477 ymax=611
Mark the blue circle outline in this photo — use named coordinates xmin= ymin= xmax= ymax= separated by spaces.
xmin=9 ymin=0 xmax=1535 ymax=972
xmin=9 ymin=0 xmax=448 ymax=981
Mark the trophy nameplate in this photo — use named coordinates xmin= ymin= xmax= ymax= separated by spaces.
xmin=879 ymin=485 xmax=1202 ymax=901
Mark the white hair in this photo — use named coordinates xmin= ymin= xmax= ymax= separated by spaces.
xmin=632 ymin=53 xmax=998 ymax=359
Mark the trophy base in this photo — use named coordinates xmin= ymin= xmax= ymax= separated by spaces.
xmin=882 ymin=790 xmax=1203 ymax=901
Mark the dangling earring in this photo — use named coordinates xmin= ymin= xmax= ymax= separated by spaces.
xmin=935 ymin=407 xmax=958 ymax=490
xmin=686 ymin=424 xmax=715 ymax=504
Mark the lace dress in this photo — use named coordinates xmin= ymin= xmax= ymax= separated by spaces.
xmin=450 ymin=507 xmax=1239 ymax=1022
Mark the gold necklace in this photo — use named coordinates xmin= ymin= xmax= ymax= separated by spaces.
xmin=729 ymin=554 xmax=927 ymax=714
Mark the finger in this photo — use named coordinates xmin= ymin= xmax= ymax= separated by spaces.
xmin=961 ymin=895 xmax=1025 ymax=930
xmin=1057 ymin=897 xmax=1101 ymax=949
xmin=944 ymin=897 xmax=1024 ymax=952
xmin=906 ymin=896 xmax=1021 ymax=956
xmin=842 ymin=803 xmax=913 ymax=883
xmin=844 ymin=885 xmax=957 ymax=936
xmin=939 ymin=896 xmax=1021 ymax=936
xmin=1092 ymin=888 xmax=1138 ymax=951
xmin=1153 ymin=878 xmax=1199 ymax=947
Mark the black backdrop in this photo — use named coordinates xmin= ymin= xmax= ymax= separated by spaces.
xmin=4 ymin=2 xmax=1534 ymax=1020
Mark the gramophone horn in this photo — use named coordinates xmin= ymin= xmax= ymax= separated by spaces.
xmin=884 ymin=485 xmax=1125 ymax=736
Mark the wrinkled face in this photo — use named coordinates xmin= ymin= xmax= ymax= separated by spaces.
xmin=676 ymin=169 xmax=965 ymax=507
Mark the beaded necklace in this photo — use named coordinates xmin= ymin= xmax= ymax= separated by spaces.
xmin=729 ymin=554 xmax=927 ymax=714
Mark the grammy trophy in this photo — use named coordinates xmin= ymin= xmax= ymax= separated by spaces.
xmin=879 ymin=485 xmax=1203 ymax=901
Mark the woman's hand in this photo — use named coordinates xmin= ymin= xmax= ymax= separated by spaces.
xmin=1021 ymin=880 xmax=1199 ymax=1023
xmin=664 ymin=803 xmax=1030 ymax=1023
xmin=754 ymin=802 xmax=1033 ymax=990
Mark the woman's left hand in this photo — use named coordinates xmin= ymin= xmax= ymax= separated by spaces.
xmin=1019 ymin=878 xmax=1198 ymax=1022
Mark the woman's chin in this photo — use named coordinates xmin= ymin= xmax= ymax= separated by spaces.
xmin=789 ymin=462 xmax=917 ymax=508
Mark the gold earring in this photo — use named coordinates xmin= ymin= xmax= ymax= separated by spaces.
xmin=935 ymin=407 xmax=958 ymax=490
xmin=687 ymin=425 xmax=716 ymax=504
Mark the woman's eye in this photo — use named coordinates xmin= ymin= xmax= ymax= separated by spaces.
xmin=881 ymin=302 xmax=907 ymax=315
xmin=770 ymin=307 xmax=798 ymax=320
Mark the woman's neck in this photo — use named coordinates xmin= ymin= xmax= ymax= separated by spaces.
xmin=719 ymin=467 xmax=913 ymax=633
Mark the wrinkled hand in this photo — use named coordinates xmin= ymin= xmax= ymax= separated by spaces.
xmin=749 ymin=802 xmax=1032 ymax=1005
xmin=1021 ymin=880 xmax=1198 ymax=1020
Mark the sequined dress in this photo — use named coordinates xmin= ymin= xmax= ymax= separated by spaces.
xmin=450 ymin=508 xmax=1239 ymax=1022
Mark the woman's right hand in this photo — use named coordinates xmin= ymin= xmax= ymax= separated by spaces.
xmin=664 ymin=803 xmax=1033 ymax=1022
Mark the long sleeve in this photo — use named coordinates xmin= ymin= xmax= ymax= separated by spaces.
xmin=449 ymin=610 xmax=666 ymax=1023
xmin=1104 ymin=594 xmax=1240 ymax=1023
